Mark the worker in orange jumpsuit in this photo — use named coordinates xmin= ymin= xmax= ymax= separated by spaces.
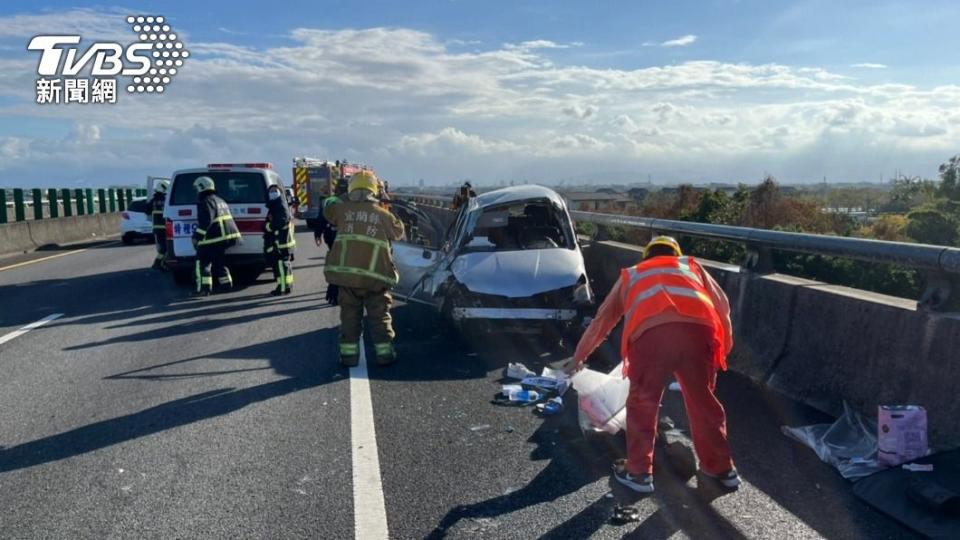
xmin=569 ymin=236 xmax=739 ymax=493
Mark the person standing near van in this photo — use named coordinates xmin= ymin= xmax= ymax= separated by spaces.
xmin=264 ymin=184 xmax=296 ymax=296
xmin=192 ymin=176 xmax=241 ymax=296
xmin=323 ymin=170 xmax=405 ymax=367
xmin=568 ymin=236 xmax=739 ymax=493
xmin=148 ymin=179 xmax=170 ymax=271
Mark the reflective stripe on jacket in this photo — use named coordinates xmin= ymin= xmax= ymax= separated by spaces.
xmin=323 ymin=197 xmax=404 ymax=290
xmin=193 ymin=192 xmax=241 ymax=246
xmin=620 ymin=256 xmax=728 ymax=370
xmin=265 ymin=197 xmax=296 ymax=251
xmin=149 ymin=193 xmax=165 ymax=230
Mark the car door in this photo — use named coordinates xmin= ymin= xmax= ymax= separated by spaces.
xmin=389 ymin=200 xmax=445 ymax=305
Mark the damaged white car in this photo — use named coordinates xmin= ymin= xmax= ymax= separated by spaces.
xmin=391 ymin=185 xmax=594 ymax=337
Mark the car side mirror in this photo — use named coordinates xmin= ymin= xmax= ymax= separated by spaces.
xmin=422 ymin=250 xmax=433 ymax=260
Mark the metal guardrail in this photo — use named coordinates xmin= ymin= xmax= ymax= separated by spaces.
xmin=570 ymin=211 xmax=960 ymax=275
xmin=572 ymin=211 xmax=960 ymax=311
xmin=394 ymin=193 xmax=454 ymax=206
xmin=394 ymin=191 xmax=960 ymax=310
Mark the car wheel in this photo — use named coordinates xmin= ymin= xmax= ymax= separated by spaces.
xmin=122 ymin=232 xmax=136 ymax=245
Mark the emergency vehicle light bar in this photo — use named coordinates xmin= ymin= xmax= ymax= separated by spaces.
xmin=206 ymin=163 xmax=274 ymax=169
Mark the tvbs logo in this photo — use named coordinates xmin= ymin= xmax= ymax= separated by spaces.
xmin=28 ymin=15 xmax=188 ymax=105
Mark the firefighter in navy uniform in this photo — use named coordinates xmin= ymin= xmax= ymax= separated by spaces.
xmin=264 ymin=184 xmax=296 ymax=296
xmin=148 ymin=179 xmax=170 ymax=271
xmin=323 ymin=170 xmax=405 ymax=367
xmin=191 ymin=176 xmax=241 ymax=296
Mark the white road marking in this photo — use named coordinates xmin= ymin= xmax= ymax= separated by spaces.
xmin=350 ymin=338 xmax=389 ymax=539
xmin=0 ymin=313 xmax=63 ymax=346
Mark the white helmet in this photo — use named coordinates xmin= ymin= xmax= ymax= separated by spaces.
xmin=193 ymin=176 xmax=216 ymax=192
xmin=154 ymin=179 xmax=170 ymax=194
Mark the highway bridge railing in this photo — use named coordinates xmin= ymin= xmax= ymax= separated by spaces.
xmin=393 ymin=191 xmax=960 ymax=311
xmin=1 ymin=187 xmax=146 ymax=223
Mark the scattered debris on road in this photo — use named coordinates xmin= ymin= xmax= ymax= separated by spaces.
xmin=610 ymin=504 xmax=641 ymax=525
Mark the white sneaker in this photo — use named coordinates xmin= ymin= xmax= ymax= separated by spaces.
xmin=701 ymin=468 xmax=741 ymax=489
xmin=613 ymin=459 xmax=654 ymax=493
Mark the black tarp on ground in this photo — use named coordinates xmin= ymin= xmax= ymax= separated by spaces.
xmin=853 ymin=450 xmax=960 ymax=539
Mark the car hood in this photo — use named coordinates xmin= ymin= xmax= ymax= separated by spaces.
xmin=450 ymin=249 xmax=584 ymax=298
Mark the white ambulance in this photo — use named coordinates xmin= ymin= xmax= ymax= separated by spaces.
xmin=163 ymin=163 xmax=287 ymax=284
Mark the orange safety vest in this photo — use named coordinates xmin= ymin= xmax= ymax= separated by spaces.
xmin=620 ymin=255 xmax=727 ymax=370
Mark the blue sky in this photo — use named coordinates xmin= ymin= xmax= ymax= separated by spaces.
xmin=0 ymin=1 xmax=958 ymax=187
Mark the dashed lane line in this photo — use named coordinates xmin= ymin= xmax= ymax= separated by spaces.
xmin=0 ymin=313 xmax=63 ymax=346
xmin=350 ymin=337 xmax=389 ymax=539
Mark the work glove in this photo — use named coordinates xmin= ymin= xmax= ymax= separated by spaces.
xmin=325 ymin=284 xmax=339 ymax=306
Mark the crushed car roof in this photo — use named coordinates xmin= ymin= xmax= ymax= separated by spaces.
xmin=473 ymin=185 xmax=566 ymax=208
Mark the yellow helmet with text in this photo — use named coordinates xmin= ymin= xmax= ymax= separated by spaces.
xmin=348 ymin=170 xmax=379 ymax=196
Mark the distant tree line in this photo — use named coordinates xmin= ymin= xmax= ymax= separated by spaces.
xmin=577 ymin=154 xmax=960 ymax=298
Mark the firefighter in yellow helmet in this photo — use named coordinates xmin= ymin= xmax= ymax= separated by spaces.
xmin=192 ymin=176 xmax=241 ymax=296
xmin=323 ymin=170 xmax=405 ymax=367
xmin=148 ymin=179 xmax=170 ymax=271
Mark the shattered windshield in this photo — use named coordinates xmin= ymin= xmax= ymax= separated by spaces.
xmin=461 ymin=200 xmax=573 ymax=252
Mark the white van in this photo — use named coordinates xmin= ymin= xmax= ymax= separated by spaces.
xmin=163 ymin=163 xmax=286 ymax=284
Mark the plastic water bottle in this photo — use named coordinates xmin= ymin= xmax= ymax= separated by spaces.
xmin=509 ymin=389 xmax=540 ymax=403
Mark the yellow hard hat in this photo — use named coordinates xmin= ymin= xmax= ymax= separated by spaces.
xmin=154 ymin=179 xmax=170 ymax=194
xmin=643 ymin=235 xmax=682 ymax=258
xmin=193 ymin=176 xmax=216 ymax=192
xmin=348 ymin=170 xmax=379 ymax=196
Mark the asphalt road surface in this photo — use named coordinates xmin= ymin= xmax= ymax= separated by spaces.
xmin=0 ymin=229 xmax=919 ymax=539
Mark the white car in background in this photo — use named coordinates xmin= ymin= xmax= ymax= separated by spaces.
xmin=120 ymin=197 xmax=154 ymax=244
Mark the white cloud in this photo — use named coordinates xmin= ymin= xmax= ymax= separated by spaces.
xmin=0 ymin=9 xmax=956 ymax=185
xmin=851 ymin=63 xmax=888 ymax=69
xmin=562 ymin=104 xmax=598 ymax=120
xmin=504 ymin=40 xmax=571 ymax=51
xmin=644 ymin=34 xmax=697 ymax=48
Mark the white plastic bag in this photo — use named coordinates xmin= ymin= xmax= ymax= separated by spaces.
xmin=878 ymin=405 xmax=928 ymax=467
xmin=573 ymin=362 xmax=630 ymax=434
xmin=781 ymin=402 xmax=885 ymax=480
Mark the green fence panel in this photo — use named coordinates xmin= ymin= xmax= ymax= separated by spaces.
xmin=125 ymin=189 xmax=133 ymax=207
xmin=13 ymin=188 xmax=25 ymax=222
xmin=62 ymin=189 xmax=73 ymax=217
xmin=117 ymin=189 xmax=126 ymax=211
xmin=0 ymin=188 xmax=6 ymax=224
xmin=109 ymin=189 xmax=117 ymax=212
xmin=32 ymin=188 xmax=43 ymax=220
xmin=74 ymin=189 xmax=85 ymax=216
xmin=98 ymin=189 xmax=107 ymax=213
xmin=48 ymin=188 xmax=59 ymax=218
xmin=85 ymin=188 xmax=94 ymax=215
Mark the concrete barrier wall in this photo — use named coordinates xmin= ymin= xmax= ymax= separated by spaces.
xmin=583 ymin=239 xmax=960 ymax=448
xmin=0 ymin=213 xmax=121 ymax=256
